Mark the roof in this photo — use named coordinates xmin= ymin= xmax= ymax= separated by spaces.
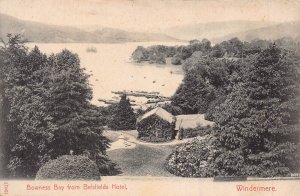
xmin=175 ymin=114 xmax=215 ymax=130
xmin=138 ymin=107 xmax=175 ymax=124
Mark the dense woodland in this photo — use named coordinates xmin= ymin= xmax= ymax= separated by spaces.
xmin=0 ymin=35 xmax=119 ymax=178
xmin=152 ymin=38 xmax=299 ymax=177
xmin=132 ymin=37 xmax=300 ymax=65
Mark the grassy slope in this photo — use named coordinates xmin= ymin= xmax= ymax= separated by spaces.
xmin=107 ymin=144 xmax=174 ymax=177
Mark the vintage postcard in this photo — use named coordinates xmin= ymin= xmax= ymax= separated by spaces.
xmin=0 ymin=0 xmax=300 ymax=195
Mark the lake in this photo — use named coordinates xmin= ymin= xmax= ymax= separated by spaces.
xmin=28 ymin=42 xmax=185 ymax=106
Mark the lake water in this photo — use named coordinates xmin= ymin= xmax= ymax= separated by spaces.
xmin=28 ymin=42 xmax=185 ymax=106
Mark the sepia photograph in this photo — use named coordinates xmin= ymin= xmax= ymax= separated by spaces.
xmin=0 ymin=0 xmax=300 ymax=195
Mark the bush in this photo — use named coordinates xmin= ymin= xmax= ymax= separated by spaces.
xmin=171 ymin=56 xmax=182 ymax=65
xmin=180 ymin=125 xmax=212 ymax=139
xmin=35 ymin=155 xmax=101 ymax=180
xmin=165 ymin=136 xmax=220 ymax=177
xmin=149 ymin=53 xmax=166 ymax=64
xmin=161 ymin=104 xmax=183 ymax=115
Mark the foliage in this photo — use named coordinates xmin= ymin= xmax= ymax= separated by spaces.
xmin=213 ymin=45 xmax=300 ymax=177
xmin=108 ymin=94 xmax=136 ymax=130
xmin=161 ymin=103 xmax=183 ymax=116
xmin=1 ymin=36 xmax=55 ymax=177
xmin=178 ymin=125 xmax=212 ymax=139
xmin=35 ymin=155 xmax=100 ymax=180
xmin=204 ymin=95 xmax=227 ymax=121
xmin=171 ymin=55 xmax=182 ymax=65
xmin=131 ymin=39 xmax=212 ymax=65
xmin=96 ymin=103 xmax=118 ymax=126
xmin=131 ymin=45 xmax=176 ymax=64
xmin=175 ymin=39 xmax=212 ymax=61
xmin=172 ymin=44 xmax=248 ymax=116
xmin=165 ymin=136 xmax=220 ymax=177
xmin=166 ymin=42 xmax=300 ymax=178
xmin=131 ymin=46 xmax=149 ymax=63
xmin=139 ymin=136 xmax=171 ymax=143
xmin=149 ymin=52 xmax=166 ymax=64
xmin=0 ymin=34 xmax=117 ymax=178
xmin=172 ymin=54 xmax=237 ymax=114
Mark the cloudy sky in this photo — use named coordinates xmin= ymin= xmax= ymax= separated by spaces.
xmin=0 ymin=0 xmax=300 ymax=32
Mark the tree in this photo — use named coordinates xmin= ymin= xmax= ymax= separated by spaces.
xmin=45 ymin=50 xmax=115 ymax=175
xmin=214 ymin=45 xmax=300 ymax=177
xmin=131 ymin=46 xmax=149 ymax=62
xmin=0 ymin=38 xmax=10 ymax=177
xmin=172 ymin=57 xmax=232 ymax=114
xmin=109 ymin=94 xmax=136 ymax=130
xmin=171 ymin=70 xmax=215 ymax=114
xmin=0 ymin=36 xmax=55 ymax=178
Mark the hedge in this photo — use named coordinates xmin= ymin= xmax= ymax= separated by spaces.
xmin=139 ymin=136 xmax=170 ymax=143
xmin=35 ymin=155 xmax=101 ymax=180
xmin=178 ymin=125 xmax=212 ymax=139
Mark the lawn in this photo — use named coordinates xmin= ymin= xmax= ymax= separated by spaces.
xmin=107 ymin=144 xmax=174 ymax=177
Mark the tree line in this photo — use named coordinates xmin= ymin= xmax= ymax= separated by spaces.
xmin=132 ymin=37 xmax=300 ymax=65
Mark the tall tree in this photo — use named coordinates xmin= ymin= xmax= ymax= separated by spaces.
xmin=45 ymin=50 xmax=112 ymax=174
xmin=171 ymin=70 xmax=215 ymax=114
xmin=214 ymin=45 xmax=300 ymax=176
xmin=172 ymin=57 xmax=233 ymax=114
xmin=109 ymin=94 xmax=136 ymax=130
xmin=0 ymin=36 xmax=55 ymax=178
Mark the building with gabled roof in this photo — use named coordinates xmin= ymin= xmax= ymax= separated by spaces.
xmin=138 ymin=107 xmax=174 ymax=124
xmin=136 ymin=107 xmax=176 ymax=142
xmin=136 ymin=107 xmax=215 ymax=142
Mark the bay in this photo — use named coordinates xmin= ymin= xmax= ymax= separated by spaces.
xmin=28 ymin=42 xmax=185 ymax=106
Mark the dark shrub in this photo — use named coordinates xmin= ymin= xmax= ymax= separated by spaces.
xmin=149 ymin=53 xmax=166 ymax=64
xmin=161 ymin=104 xmax=183 ymax=115
xmin=131 ymin=46 xmax=149 ymax=62
xmin=165 ymin=136 xmax=220 ymax=177
xmin=171 ymin=56 xmax=182 ymax=65
xmin=35 ymin=155 xmax=101 ymax=180
xmin=180 ymin=125 xmax=212 ymax=139
xmin=139 ymin=136 xmax=171 ymax=143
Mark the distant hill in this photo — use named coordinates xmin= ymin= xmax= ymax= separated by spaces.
xmin=92 ymin=28 xmax=179 ymax=42
xmin=0 ymin=13 xmax=178 ymax=43
xmin=165 ymin=21 xmax=277 ymax=41
xmin=213 ymin=21 xmax=300 ymax=43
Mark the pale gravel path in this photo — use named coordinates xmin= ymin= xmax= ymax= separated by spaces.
xmin=106 ymin=130 xmax=204 ymax=151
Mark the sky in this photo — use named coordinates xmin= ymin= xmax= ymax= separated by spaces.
xmin=0 ymin=0 xmax=300 ymax=32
